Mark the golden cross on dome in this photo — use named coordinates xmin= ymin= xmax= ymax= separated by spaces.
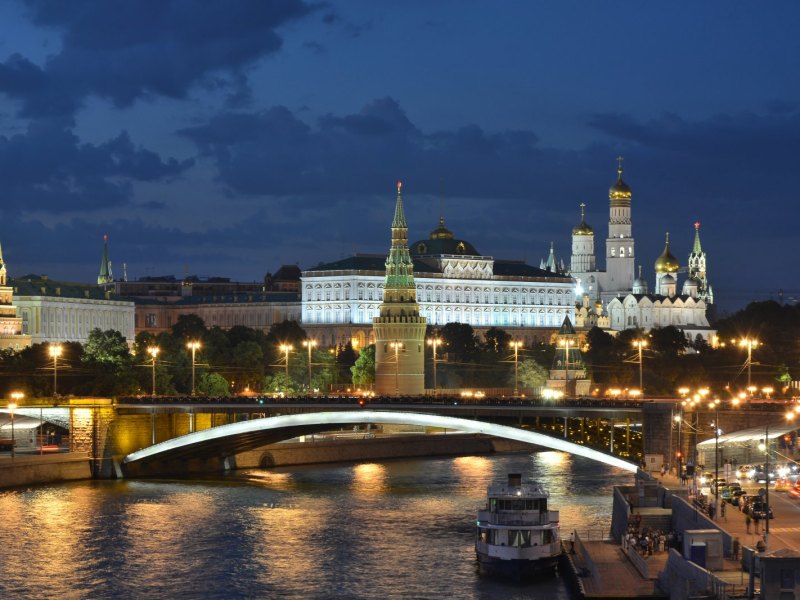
xmin=580 ymin=202 xmax=586 ymax=218
xmin=616 ymin=155 xmax=624 ymax=175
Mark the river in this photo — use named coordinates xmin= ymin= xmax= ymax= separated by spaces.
xmin=0 ymin=451 xmax=632 ymax=599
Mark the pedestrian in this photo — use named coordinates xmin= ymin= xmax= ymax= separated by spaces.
xmin=732 ymin=537 xmax=740 ymax=561
xmin=745 ymin=513 xmax=751 ymax=533
xmin=754 ymin=513 xmax=761 ymax=533
xmin=708 ymin=503 xmax=715 ymax=520
xmin=721 ymin=501 xmax=726 ymax=521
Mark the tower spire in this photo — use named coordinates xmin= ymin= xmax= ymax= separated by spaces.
xmin=97 ymin=233 xmax=113 ymax=286
xmin=692 ymin=221 xmax=703 ymax=254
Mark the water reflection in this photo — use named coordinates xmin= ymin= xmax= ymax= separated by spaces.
xmin=0 ymin=453 xmax=633 ymax=598
xmin=351 ymin=463 xmax=388 ymax=498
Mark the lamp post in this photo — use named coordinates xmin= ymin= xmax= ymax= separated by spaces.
xmin=709 ymin=399 xmax=721 ymax=520
xmin=510 ymin=340 xmax=523 ymax=397
xmin=389 ymin=341 xmax=403 ymax=395
xmin=147 ymin=346 xmax=160 ymax=396
xmin=759 ymin=424 xmax=771 ymax=549
xmin=427 ymin=337 xmax=442 ymax=393
xmin=49 ymin=343 xmax=63 ymax=397
xmin=738 ymin=338 xmax=759 ymax=392
xmin=302 ymin=340 xmax=317 ymax=390
xmin=187 ymin=341 xmax=201 ymax=395
xmin=279 ymin=344 xmax=293 ymax=382
xmin=633 ymin=339 xmax=648 ymax=394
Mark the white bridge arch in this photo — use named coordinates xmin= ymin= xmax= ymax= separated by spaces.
xmin=123 ymin=410 xmax=638 ymax=472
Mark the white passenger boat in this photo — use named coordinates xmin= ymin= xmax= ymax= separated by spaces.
xmin=476 ymin=473 xmax=561 ymax=579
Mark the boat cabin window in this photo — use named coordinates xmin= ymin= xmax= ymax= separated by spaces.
xmin=491 ymin=498 xmax=545 ymax=511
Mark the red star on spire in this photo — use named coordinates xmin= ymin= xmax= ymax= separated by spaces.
xmin=694 ymin=221 xmax=700 ymax=230
xmin=397 ymin=180 xmax=403 ymax=192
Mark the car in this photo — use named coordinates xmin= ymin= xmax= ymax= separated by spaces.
xmin=711 ymin=478 xmax=728 ymax=494
xmin=699 ymin=471 xmax=714 ymax=485
xmin=730 ymin=489 xmax=746 ymax=506
xmin=788 ymin=483 xmax=800 ymax=500
xmin=749 ymin=500 xmax=775 ymax=520
xmin=774 ymin=478 xmax=792 ymax=492
xmin=737 ymin=465 xmax=754 ymax=479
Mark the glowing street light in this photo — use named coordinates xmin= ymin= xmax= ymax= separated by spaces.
xmin=147 ymin=346 xmax=160 ymax=396
xmin=302 ymin=340 xmax=317 ymax=390
xmin=737 ymin=338 xmax=759 ymax=390
xmin=510 ymin=340 xmax=523 ymax=396
xmin=560 ymin=339 xmax=574 ymax=396
xmin=389 ymin=341 xmax=404 ymax=395
xmin=427 ymin=337 xmax=442 ymax=393
xmin=186 ymin=341 xmax=201 ymax=395
xmin=279 ymin=344 xmax=293 ymax=381
xmin=49 ymin=343 xmax=63 ymax=397
xmin=633 ymin=339 xmax=648 ymax=394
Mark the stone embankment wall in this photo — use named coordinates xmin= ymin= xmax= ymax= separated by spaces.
xmin=0 ymin=453 xmax=91 ymax=489
xmin=234 ymin=434 xmax=535 ymax=469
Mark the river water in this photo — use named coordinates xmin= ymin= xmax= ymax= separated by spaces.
xmin=0 ymin=451 xmax=632 ymax=599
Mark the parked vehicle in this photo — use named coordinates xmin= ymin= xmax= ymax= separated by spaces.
xmin=730 ymin=490 xmax=746 ymax=506
xmin=749 ymin=500 xmax=774 ymax=520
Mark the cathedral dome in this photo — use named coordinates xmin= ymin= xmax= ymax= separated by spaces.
xmin=632 ymin=266 xmax=648 ymax=294
xmin=660 ymin=273 xmax=676 ymax=285
xmin=682 ymin=276 xmax=700 ymax=296
xmin=429 ymin=216 xmax=454 ymax=240
xmin=572 ymin=203 xmax=593 ymax=235
xmin=654 ymin=234 xmax=680 ymax=273
xmin=609 ymin=159 xmax=632 ymax=207
xmin=411 ymin=216 xmax=479 ymax=256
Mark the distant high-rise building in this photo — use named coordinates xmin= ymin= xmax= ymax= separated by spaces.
xmin=373 ymin=182 xmax=426 ymax=395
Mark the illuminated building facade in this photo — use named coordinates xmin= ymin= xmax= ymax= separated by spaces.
xmin=0 ymin=243 xmax=31 ymax=350
xmin=301 ymin=199 xmax=576 ymax=349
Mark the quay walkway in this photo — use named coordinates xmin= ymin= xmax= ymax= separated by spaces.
xmin=565 ymin=471 xmax=800 ymax=598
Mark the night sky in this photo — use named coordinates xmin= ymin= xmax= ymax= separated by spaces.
xmin=1 ymin=1 xmax=799 ymax=314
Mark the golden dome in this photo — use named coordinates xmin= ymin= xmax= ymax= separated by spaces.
xmin=609 ymin=157 xmax=632 ymax=202
xmin=430 ymin=216 xmax=454 ymax=240
xmin=655 ymin=233 xmax=680 ymax=273
xmin=572 ymin=203 xmax=593 ymax=236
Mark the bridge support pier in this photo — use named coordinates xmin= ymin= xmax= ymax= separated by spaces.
xmin=610 ymin=419 xmax=615 ymax=454
xmin=563 ymin=417 xmax=568 ymax=439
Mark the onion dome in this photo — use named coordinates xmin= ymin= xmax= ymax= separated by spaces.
xmin=609 ymin=157 xmax=632 ymax=206
xmin=654 ymin=232 xmax=680 ymax=273
xmin=632 ymin=265 xmax=648 ymax=294
xmin=572 ymin=203 xmax=594 ymax=236
xmin=682 ymin=276 xmax=700 ymax=296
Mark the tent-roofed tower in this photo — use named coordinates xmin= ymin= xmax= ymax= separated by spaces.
xmin=373 ymin=181 xmax=427 ymax=395
xmin=688 ymin=221 xmax=713 ymax=304
xmin=0 ymin=241 xmax=31 ymax=350
xmin=97 ymin=234 xmax=113 ymax=286
xmin=546 ymin=316 xmax=590 ymax=397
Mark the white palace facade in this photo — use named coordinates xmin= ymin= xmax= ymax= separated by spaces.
xmin=301 ymin=215 xmax=575 ymax=348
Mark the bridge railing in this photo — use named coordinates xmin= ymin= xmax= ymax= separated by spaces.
xmin=116 ymin=394 xmax=648 ymax=409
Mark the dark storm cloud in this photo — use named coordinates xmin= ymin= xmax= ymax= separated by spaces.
xmin=0 ymin=0 xmax=316 ymax=116
xmin=0 ymin=118 xmax=191 ymax=212
xmin=178 ymin=97 xmax=606 ymax=200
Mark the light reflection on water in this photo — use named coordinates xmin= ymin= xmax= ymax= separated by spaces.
xmin=0 ymin=452 xmax=632 ymax=599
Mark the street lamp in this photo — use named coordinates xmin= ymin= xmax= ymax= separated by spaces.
xmin=510 ymin=340 xmax=523 ymax=396
xmin=427 ymin=337 xmax=442 ymax=393
xmin=186 ymin=341 xmax=201 ymax=395
xmin=709 ymin=399 xmax=721 ymax=521
xmin=49 ymin=343 xmax=63 ymax=397
xmin=147 ymin=346 xmax=160 ymax=396
xmin=302 ymin=340 xmax=317 ymax=390
xmin=633 ymin=339 xmax=648 ymax=394
xmin=737 ymin=338 xmax=759 ymax=391
xmin=279 ymin=344 xmax=293 ymax=381
xmin=759 ymin=424 xmax=772 ymax=550
xmin=389 ymin=341 xmax=403 ymax=395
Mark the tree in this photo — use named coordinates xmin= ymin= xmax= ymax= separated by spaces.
xmin=262 ymin=372 xmax=299 ymax=394
xmin=483 ymin=327 xmax=511 ymax=354
xmin=440 ymin=322 xmax=478 ymax=363
xmin=231 ymin=341 xmax=265 ymax=389
xmin=197 ymin=372 xmax=230 ymax=396
xmin=171 ymin=314 xmax=207 ymax=341
xmin=650 ymin=326 xmax=689 ymax=356
xmin=351 ymin=344 xmax=376 ymax=385
xmin=82 ymin=328 xmax=131 ymax=367
xmin=514 ymin=359 xmax=549 ymax=389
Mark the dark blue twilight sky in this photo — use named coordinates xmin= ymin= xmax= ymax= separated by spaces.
xmin=1 ymin=1 xmax=799 ymax=313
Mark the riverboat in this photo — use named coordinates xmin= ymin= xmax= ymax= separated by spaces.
xmin=475 ymin=473 xmax=561 ymax=580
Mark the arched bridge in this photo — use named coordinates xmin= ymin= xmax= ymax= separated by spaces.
xmin=123 ymin=410 xmax=639 ymax=474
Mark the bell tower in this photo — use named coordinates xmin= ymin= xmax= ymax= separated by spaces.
xmin=373 ymin=181 xmax=427 ymax=395
xmin=604 ymin=157 xmax=635 ymax=300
